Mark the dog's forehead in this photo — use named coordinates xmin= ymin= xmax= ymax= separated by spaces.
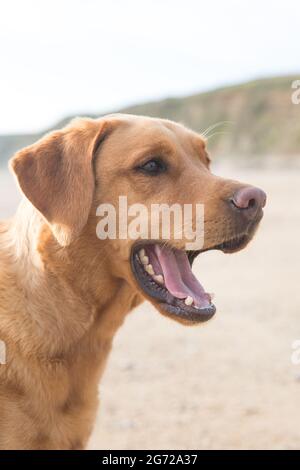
xmin=108 ymin=114 xmax=206 ymax=153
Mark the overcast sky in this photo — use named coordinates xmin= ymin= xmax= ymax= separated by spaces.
xmin=0 ymin=0 xmax=299 ymax=134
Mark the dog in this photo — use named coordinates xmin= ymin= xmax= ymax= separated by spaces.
xmin=0 ymin=114 xmax=266 ymax=449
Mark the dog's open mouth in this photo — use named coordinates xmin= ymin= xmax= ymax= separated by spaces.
xmin=131 ymin=234 xmax=251 ymax=324
xmin=131 ymin=243 xmax=216 ymax=323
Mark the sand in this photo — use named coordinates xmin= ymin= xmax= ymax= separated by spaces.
xmin=1 ymin=166 xmax=300 ymax=450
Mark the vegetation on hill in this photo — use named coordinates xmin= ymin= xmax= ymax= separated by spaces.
xmin=1 ymin=75 xmax=299 ymax=167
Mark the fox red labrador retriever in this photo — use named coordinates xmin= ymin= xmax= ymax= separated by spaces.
xmin=0 ymin=114 xmax=266 ymax=449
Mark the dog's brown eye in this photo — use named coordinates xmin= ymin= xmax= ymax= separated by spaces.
xmin=138 ymin=158 xmax=167 ymax=176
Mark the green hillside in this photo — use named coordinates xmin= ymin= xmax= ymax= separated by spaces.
xmin=1 ymin=75 xmax=299 ymax=167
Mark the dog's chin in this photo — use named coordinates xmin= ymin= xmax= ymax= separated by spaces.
xmin=130 ymin=232 xmax=253 ymax=326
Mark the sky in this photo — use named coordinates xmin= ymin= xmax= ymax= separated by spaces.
xmin=0 ymin=0 xmax=299 ymax=134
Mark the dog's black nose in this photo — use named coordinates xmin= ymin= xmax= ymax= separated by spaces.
xmin=231 ymin=186 xmax=266 ymax=219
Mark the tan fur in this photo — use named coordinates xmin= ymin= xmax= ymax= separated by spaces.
xmin=0 ymin=114 xmax=259 ymax=449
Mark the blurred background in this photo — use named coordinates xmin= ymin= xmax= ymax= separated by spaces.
xmin=1 ymin=0 xmax=300 ymax=449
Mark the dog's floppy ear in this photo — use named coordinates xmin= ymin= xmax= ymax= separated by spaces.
xmin=10 ymin=118 xmax=113 ymax=246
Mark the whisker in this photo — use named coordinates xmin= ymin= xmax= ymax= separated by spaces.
xmin=201 ymin=121 xmax=234 ymax=138
xmin=206 ymin=130 xmax=232 ymax=141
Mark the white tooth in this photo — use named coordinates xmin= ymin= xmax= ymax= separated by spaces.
xmin=145 ymin=264 xmax=154 ymax=275
xmin=184 ymin=296 xmax=194 ymax=306
xmin=139 ymin=248 xmax=146 ymax=259
xmin=153 ymin=274 xmax=164 ymax=285
xmin=141 ymin=255 xmax=149 ymax=265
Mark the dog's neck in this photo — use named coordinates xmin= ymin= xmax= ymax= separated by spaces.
xmin=2 ymin=198 xmax=141 ymax=360
xmin=0 ymin=199 xmax=142 ymax=450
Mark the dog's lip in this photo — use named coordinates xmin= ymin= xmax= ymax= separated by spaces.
xmin=130 ymin=231 xmax=253 ymax=323
xmin=199 ymin=231 xmax=254 ymax=254
xmin=130 ymin=241 xmax=216 ymax=324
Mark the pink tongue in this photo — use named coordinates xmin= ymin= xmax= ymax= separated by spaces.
xmin=151 ymin=245 xmax=210 ymax=308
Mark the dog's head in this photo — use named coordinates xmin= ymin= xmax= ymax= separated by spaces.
xmin=11 ymin=114 xmax=266 ymax=325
